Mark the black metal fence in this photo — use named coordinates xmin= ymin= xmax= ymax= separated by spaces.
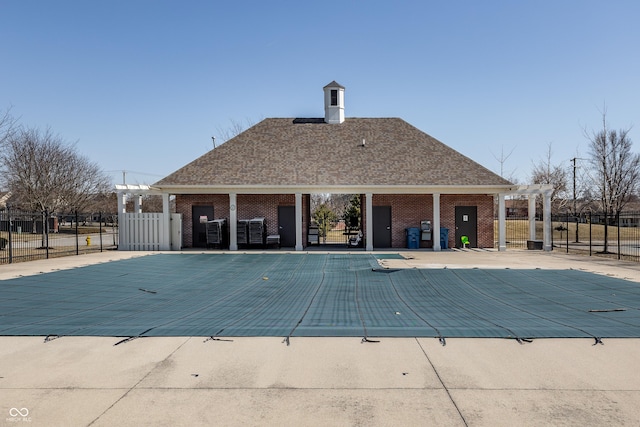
xmin=0 ymin=208 xmax=118 ymax=264
xmin=498 ymin=211 xmax=640 ymax=262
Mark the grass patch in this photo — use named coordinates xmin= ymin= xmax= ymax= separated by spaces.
xmin=495 ymin=219 xmax=640 ymax=246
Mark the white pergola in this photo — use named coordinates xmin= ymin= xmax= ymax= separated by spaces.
xmin=497 ymin=184 xmax=554 ymax=251
xmin=115 ymin=184 xmax=165 ymax=214
xmin=115 ymin=184 xmax=172 ymax=251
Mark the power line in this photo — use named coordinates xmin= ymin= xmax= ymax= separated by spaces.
xmin=104 ymin=170 xmax=165 ymax=185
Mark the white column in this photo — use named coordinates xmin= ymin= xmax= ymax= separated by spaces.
xmin=117 ymin=192 xmax=127 ymax=214
xmin=365 ymin=193 xmax=373 ymax=251
xmin=132 ymin=194 xmax=140 ymax=213
xmin=134 ymin=195 xmax=142 ymax=213
xmin=498 ymin=193 xmax=507 ymax=251
xmin=161 ymin=193 xmax=171 ymax=251
xmin=229 ymin=193 xmax=237 ymax=251
xmin=528 ymin=194 xmax=537 ymax=241
xmin=117 ymin=192 xmax=127 ymax=251
xmin=543 ymin=191 xmax=552 ymax=251
xmin=295 ymin=193 xmax=303 ymax=251
xmin=433 ymin=193 xmax=441 ymax=251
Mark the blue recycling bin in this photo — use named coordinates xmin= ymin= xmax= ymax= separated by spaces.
xmin=405 ymin=227 xmax=420 ymax=249
xmin=440 ymin=227 xmax=449 ymax=249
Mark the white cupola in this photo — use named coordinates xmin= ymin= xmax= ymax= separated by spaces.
xmin=323 ymin=81 xmax=345 ymax=124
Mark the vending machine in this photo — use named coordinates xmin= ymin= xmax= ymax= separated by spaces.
xmin=420 ymin=220 xmax=432 ymax=241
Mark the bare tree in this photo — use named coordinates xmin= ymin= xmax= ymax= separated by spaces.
xmin=530 ymin=142 xmax=569 ymax=215
xmin=491 ymin=145 xmax=517 ymax=180
xmin=0 ymin=107 xmax=18 ymax=154
xmin=585 ymin=111 xmax=640 ymax=253
xmin=0 ymin=126 xmax=111 ymax=213
xmin=125 ymin=194 xmax=166 ymax=213
xmin=214 ymin=117 xmax=257 ymax=145
xmin=0 ymin=107 xmax=16 ymax=129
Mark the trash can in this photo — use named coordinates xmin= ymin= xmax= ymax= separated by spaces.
xmin=405 ymin=227 xmax=420 ymax=249
xmin=440 ymin=227 xmax=449 ymax=249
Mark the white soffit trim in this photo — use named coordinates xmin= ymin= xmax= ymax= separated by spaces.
xmin=115 ymin=184 xmax=161 ymax=195
xmin=151 ymin=184 xmax=517 ymax=195
xmin=509 ymin=184 xmax=554 ymax=195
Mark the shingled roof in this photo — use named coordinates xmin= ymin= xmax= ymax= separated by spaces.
xmin=154 ymin=117 xmax=512 ymax=190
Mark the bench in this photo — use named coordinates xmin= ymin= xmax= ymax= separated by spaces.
xmin=266 ymin=234 xmax=280 ymax=248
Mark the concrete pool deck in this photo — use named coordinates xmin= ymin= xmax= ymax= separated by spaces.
xmin=2 ymin=249 xmax=640 ymax=426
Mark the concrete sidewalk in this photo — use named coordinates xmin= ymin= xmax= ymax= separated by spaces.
xmin=2 ymin=249 xmax=640 ymax=426
xmin=2 ymin=336 xmax=639 ymax=426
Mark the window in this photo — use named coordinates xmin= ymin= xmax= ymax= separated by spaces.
xmin=330 ymin=89 xmax=338 ymax=106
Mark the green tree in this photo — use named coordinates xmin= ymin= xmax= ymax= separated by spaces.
xmin=342 ymin=194 xmax=361 ymax=230
xmin=312 ymin=203 xmax=337 ymax=243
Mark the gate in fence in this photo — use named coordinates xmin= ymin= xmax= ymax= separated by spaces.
xmin=118 ymin=212 xmax=182 ymax=251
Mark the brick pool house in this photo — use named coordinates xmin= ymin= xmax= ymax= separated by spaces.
xmin=118 ymin=82 xmax=552 ymax=252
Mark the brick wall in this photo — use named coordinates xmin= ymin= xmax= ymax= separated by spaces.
xmin=441 ymin=194 xmax=495 ymax=249
xmin=176 ymin=194 xmax=297 ymax=247
xmin=176 ymin=194 xmax=229 ymax=248
xmin=237 ymin=194 xmax=295 ymax=237
xmin=372 ymin=194 xmax=433 ymax=248
xmin=177 ymin=193 xmax=494 ymax=249
xmin=372 ymin=194 xmax=494 ymax=249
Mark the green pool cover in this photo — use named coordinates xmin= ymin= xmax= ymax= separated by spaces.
xmin=1 ymin=253 xmax=639 ymax=340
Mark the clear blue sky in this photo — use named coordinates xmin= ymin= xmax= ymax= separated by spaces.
xmin=2 ymin=1 xmax=639 ymax=186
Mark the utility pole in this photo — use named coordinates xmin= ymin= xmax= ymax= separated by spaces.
xmin=572 ymin=157 xmax=577 ymax=216
xmin=571 ymin=157 xmax=586 ymax=242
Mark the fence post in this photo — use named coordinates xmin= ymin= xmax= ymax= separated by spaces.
xmin=75 ymin=210 xmax=79 ymax=256
xmin=99 ymin=212 xmax=103 ymax=252
xmin=565 ymin=211 xmax=569 ymax=254
xmin=44 ymin=210 xmax=49 ymax=259
xmin=7 ymin=205 xmax=13 ymax=264
xmin=589 ymin=211 xmax=593 ymax=256
xmin=617 ymin=211 xmax=621 ymax=260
